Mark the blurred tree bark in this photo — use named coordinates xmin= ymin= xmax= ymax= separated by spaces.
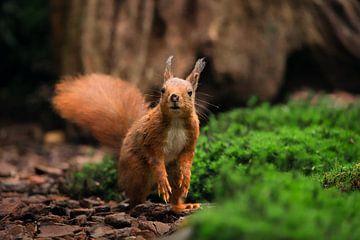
xmin=50 ymin=0 xmax=360 ymax=103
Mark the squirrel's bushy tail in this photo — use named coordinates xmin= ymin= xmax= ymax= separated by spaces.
xmin=53 ymin=74 xmax=148 ymax=151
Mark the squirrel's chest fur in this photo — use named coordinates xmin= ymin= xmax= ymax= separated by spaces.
xmin=163 ymin=119 xmax=187 ymax=163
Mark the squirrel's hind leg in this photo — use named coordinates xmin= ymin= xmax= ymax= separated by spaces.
xmin=118 ymin=157 xmax=152 ymax=208
xmin=167 ymin=163 xmax=201 ymax=212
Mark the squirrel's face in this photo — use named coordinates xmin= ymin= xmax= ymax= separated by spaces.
xmin=160 ymin=56 xmax=206 ymax=118
xmin=160 ymin=78 xmax=195 ymax=117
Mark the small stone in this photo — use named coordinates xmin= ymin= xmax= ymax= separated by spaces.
xmin=24 ymin=195 xmax=47 ymax=204
xmin=169 ymin=216 xmax=186 ymax=232
xmin=124 ymin=237 xmax=137 ymax=240
xmin=137 ymin=229 xmax=156 ymax=239
xmin=0 ymin=230 xmax=6 ymax=240
xmin=111 ymin=202 xmax=130 ymax=212
xmin=153 ymin=221 xmax=171 ymax=235
xmin=0 ymin=198 xmax=24 ymax=218
xmin=91 ymin=216 xmax=105 ymax=223
xmin=94 ymin=211 xmax=113 ymax=217
xmin=6 ymin=224 xmax=31 ymax=240
xmin=74 ymin=231 xmax=87 ymax=240
xmin=70 ymin=208 xmax=95 ymax=218
xmin=73 ymin=214 xmax=87 ymax=226
xmin=55 ymin=199 xmax=80 ymax=209
xmin=48 ymin=195 xmax=69 ymax=202
xmin=124 ymin=236 xmax=146 ymax=240
xmin=35 ymin=165 xmax=62 ymax=177
xmin=164 ymin=227 xmax=192 ymax=240
xmin=104 ymin=213 xmax=133 ymax=229
xmin=94 ymin=205 xmax=110 ymax=213
xmin=107 ymin=200 xmax=119 ymax=209
xmin=0 ymin=162 xmax=16 ymax=177
xmin=18 ymin=203 xmax=48 ymax=221
xmin=138 ymin=220 xmax=171 ymax=236
xmin=88 ymin=224 xmax=116 ymax=238
xmin=84 ymin=221 xmax=98 ymax=227
xmin=30 ymin=181 xmax=54 ymax=194
xmin=24 ymin=223 xmax=37 ymax=237
xmin=37 ymin=223 xmax=81 ymax=238
xmin=38 ymin=214 xmax=65 ymax=223
xmin=0 ymin=191 xmax=22 ymax=198
xmin=28 ymin=175 xmax=47 ymax=185
xmin=67 ymin=199 xmax=81 ymax=208
xmin=50 ymin=205 xmax=67 ymax=216
xmin=0 ymin=178 xmax=29 ymax=192
xmin=114 ymin=227 xmax=142 ymax=238
xmin=80 ymin=198 xmax=103 ymax=208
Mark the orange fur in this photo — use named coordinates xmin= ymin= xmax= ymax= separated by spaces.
xmin=53 ymin=74 xmax=147 ymax=151
xmin=52 ymin=57 xmax=206 ymax=211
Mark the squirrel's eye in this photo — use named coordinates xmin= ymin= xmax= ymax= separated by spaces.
xmin=160 ymin=88 xmax=165 ymax=94
xmin=188 ymin=90 xmax=193 ymax=97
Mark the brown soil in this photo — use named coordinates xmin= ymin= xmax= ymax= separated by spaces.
xmin=0 ymin=124 xmax=195 ymax=239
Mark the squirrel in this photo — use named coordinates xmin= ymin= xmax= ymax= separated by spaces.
xmin=52 ymin=56 xmax=206 ymax=211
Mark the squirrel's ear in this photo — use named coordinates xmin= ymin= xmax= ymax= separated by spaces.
xmin=164 ymin=56 xmax=174 ymax=82
xmin=186 ymin=58 xmax=206 ymax=90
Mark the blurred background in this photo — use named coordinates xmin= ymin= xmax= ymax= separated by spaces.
xmin=1 ymin=2 xmax=360 ymax=238
xmin=1 ymin=0 xmax=360 ymax=140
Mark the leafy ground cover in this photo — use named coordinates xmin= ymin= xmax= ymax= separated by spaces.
xmin=189 ymin=99 xmax=360 ymax=239
xmin=191 ymin=165 xmax=360 ymax=240
xmin=63 ymin=98 xmax=360 ymax=239
xmin=190 ymin=99 xmax=360 ymax=201
xmin=60 ymin=155 xmax=119 ymax=201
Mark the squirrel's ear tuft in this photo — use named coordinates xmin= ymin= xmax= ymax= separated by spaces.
xmin=186 ymin=58 xmax=206 ymax=90
xmin=164 ymin=56 xmax=174 ymax=82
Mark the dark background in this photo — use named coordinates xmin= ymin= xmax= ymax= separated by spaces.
xmin=1 ymin=0 xmax=360 ymax=134
xmin=0 ymin=0 xmax=56 ymax=129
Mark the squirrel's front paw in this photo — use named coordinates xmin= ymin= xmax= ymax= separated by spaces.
xmin=178 ymin=172 xmax=190 ymax=198
xmin=158 ymin=178 xmax=172 ymax=203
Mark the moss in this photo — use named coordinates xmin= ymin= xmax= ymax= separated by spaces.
xmin=191 ymin=164 xmax=360 ymax=240
xmin=190 ymin=100 xmax=360 ymax=202
xmin=188 ymin=99 xmax=360 ymax=239
xmin=60 ymin=155 xmax=119 ymax=201
xmin=323 ymin=163 xmax=360 ymax=192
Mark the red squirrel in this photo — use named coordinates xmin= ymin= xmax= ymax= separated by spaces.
xmin=53 ymin=56 xmax=205 ymax=211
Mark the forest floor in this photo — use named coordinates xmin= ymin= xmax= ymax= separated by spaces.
xmin=0 ymin=125 xmax=193 ymax=239
xmin=1 ymin=90 xmax=359 ymax=239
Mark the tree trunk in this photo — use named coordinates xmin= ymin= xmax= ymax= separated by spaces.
xmin=50 ymin=0 xmax=360 ymax=105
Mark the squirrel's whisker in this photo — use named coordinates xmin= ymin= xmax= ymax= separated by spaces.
xmin=197 ymin=92 xmax=214 ymax=98
xmin=195 ymin=103 xmax=214 ymax=116
xmin=196 ymin=98 xmax=219 ymax=109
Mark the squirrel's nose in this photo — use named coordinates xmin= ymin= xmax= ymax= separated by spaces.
xmin=170 ymin=94 xmax=180 ymax=102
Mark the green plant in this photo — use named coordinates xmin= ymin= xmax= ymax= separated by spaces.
xmin=188 ymin=99 xmax=360 ymax=239
xmin=60 ymin=155 xmax=119 ymax=201
xmin=323 ymin=163 xmax=360 ymax=192
xmin=191 ymin=164 xmax=360 ymax=240
xmin=189 ymin=100 xmax=360 ymax=202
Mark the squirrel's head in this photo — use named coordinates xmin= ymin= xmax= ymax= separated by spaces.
xmin=160 ymin=56 xmax=206 ymax=118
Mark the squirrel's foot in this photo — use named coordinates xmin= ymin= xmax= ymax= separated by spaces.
xmin=171 ymin=203 xmax=201 ymax=213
